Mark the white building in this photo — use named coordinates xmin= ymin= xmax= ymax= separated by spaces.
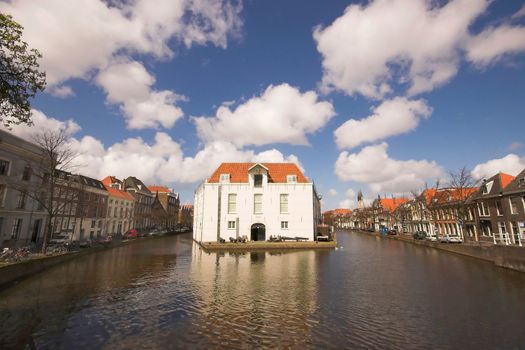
xmin=193 ymin=163 xmax=322 ymax=243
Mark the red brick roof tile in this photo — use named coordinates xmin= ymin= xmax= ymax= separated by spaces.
xmin=208 ymin=163 xmax=309 ymax=184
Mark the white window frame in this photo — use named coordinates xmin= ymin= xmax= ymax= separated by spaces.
xmin=254 ymin=194 xmax=263 ymax=214
xmin=281 ymin=221 xmax=289 ymax=229
xmin=253 ymin=174 xmax=263 ymax=188
xmin=280 ymin=194 xmax=289 ymax=214
xmin=228 ymin=193 xmax=237 ymax=214
xmin=509 ymin=198 xmax=518 ymax=215
xmin=496 ymin=200 xmax=503 ymax=216
xmin=219 ymin=174 xmax=230 ymax=183
xmin=286 ymin=175 xmax=297 ymax=183
xmin=0 ymin=184 xmax=6 ymax=207
xmin=227 ymin=221 xmax=236 ymax=229
xmin=11 ymin=218 xmax=22 ymax=239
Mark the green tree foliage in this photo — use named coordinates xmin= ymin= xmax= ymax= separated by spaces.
xmin=0 ymin=13 xmax=46 ymax=127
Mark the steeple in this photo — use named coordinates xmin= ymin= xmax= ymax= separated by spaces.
xmin=357 ymin=189 xmax=364 ymax=209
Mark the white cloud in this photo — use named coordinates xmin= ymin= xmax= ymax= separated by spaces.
xmin=194 ymin=83 xmax=335 ymax=147
xmin=48 ymin=85 xmax=75 ymax=98
xmin=339 ymin=199 xmax=355 ymax=209
xmin=313 ymin=0 xmax=525 ymax=99
xmin=314 ymin=0 xmax=489 ymax=98
xmin=345 ymin=188 xmax=356 ymax=198
xmin=2 ymin=109 xmax=81 ymax=139
xmin=334 ymin=97 xmax=432 ymax=149
xmin=0 ymin=0 xmax=242 ymax=86
xmin=465 ymin=25 xmax=525 ymax=67
xmin=335 ymin=142 xmax=443 ymax=193
xmin=327 ymin=189 xmax=337 ymax=197
xmin=96 ymin=60 xmax=185 ymax=129
xmin=471 ymin=154 xmax=525 ymax=180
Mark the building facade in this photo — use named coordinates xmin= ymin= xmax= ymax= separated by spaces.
xmin=148 ymin=186 xmax=180 ymax=229
xmin=193 ymin=163 xmax=322 ymax=243
xmin=102 ymin=176 xmax=135 ymax=236
xmin=0 ymin=130 xmax=47 ymax=247
xmin=179 ymin=204 xmax=193 ymax=228
xmin=123 ymin=176 xmax=154 ymax=232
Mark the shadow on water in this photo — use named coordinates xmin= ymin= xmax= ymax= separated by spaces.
xmin=1 ymin=231 xmax=525 ymax=349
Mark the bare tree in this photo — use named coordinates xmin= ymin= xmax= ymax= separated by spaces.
xmin=446 ymin=166 xmax=478 ymax=240
xmin=7 ymin=130 xmax=79 ymax=252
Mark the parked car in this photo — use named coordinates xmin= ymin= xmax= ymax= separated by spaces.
xmin=49 ymin=233 xmax=72 ymax=245
xmin=79 ymin=240 xmax=92 ymax=248
xmin=413 ymin=231 xmax=427 ymax=240
xmin=441 ymin=234 xmax=462 ymax=243
xmin=98 ymin=236 xmax=113 ymax=244
xmin=425 ymin=235 xmax=438 ymax=242
xmin=388 ymin=229 xmax=397 ymax=235
xmin=123 ymin=229 xmax=138 ymax=240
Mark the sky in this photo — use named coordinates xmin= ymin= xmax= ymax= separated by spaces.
xmin=1 ymin=0 xmax=525 ymax=210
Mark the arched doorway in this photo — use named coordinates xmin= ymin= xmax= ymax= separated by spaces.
xmin=251 ymin=223 xmax=266 ymax=241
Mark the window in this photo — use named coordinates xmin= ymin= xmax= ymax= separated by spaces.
xmin=281 ymin=221 xmax=288 ymax=229
xmin=98 ymin=221 xmax=102 ymax=228
xmin=22 ymin=166 xmax=32 ymax=181
xmin=254 ymin=194 xmax=262 ymax=214
xmin=0 ymin=184 xmax=6 ymax=207
xmin=286 ymin=175 xmax=297 ymax=183
xmin=280 ymin=194 xmax=289 ymax=213
xmin=496 ymin=200 xmax=503 ymax=216
xmin=0 ymin=159 xmax=9 ymax=176
xmin=510 ymin=198 xmax=518 ymax=215
xmin=482 ymin=181 xmax=493 ymax=194
xmin=228 ymin=221 xmax=236 ymax=229
xmin=498 ymin=222 xmax=507 ymax=233
xmin=91 ymin=220 xmax=96 ymax=228
xmin=228 ymin=193 xmax=237 ymax=213
xmin=254 ymin=174 xmax=263 ymax=187
xmin=519 ymin=178 xmax=525 ymax=187
xmin=16 ymin=192 xmax=26 ymax=209
xmin=219 ymin=174 xmax=230 ymax=183
xmin=478 ymin=202 xmax=489 ymax=216
xmin=11 ymin=218 xmax=22 ymax=239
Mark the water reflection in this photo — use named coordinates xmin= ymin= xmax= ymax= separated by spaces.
xmin=188 ymin=247 xmax=321 ymax=348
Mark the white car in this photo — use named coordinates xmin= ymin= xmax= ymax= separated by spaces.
xmin=440 ymin=235 xmax=462 ymax=243
xmin=425 ymin=235 xmax=438 ymax=242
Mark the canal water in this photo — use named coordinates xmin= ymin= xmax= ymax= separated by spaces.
xmin=1 ymin=231 xmax=525 ymax=349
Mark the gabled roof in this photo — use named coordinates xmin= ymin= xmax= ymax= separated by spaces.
xmin=422 ymin=188 xmax=437 ymax=204
xmin=434 ymin=187 xmax=479 ymax=204
xmin=470 ymin=172 xmax=514 ymax=200
xmin=323 ymin=208 xmax=353 ymax=216
xmin=501 ymin=168 xmax=525 ymax=194
xmin=105 ymin=186 xmax=135 ymax=201
xmin=379 ymin=198 xmax=409 ymax=212
xmin=148 ymin=186 xmax=172 ymax=193
xmin=208 ymin=163 xmax=309 ymax=184
xmin=124 ymin=176 xmax=152 ymax=193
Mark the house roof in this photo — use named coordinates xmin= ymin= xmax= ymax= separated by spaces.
xmin=501 ymin=168 xmax=525 ymax=194
xmin=105 ymin=186 xmax=135 ymax=201
xmin=148 ymin=186 xmax=172 ymax=193
xmin=433 ymin=187 xmax=478 ymax=204
xmin=380 ymin=198 xmax=409 ymax=212
xmin=422 ymin=188 xmax=437 ymax=204
xmin=469 ymin=172 xmax=515 ymax=201
xmin=208 ymin=163 xmax=309 ymax=184
xmin=499 ymin=173 xmax=515 ymax=189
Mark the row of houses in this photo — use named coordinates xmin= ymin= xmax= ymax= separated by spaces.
xmin=0 ymin=130 xmax=193 ymax=248
xmin=341 ymin=170 xmax=525 ymax=246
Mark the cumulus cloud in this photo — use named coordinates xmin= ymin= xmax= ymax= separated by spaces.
xmin=335 ymin=142 xmax=443 ymax=193
xmin=465 ymin=25 xmax=525 ymax=67
xmin=70 ymin=133 xmax=302 ymax=185
xmin=314 ymin=0 xmax=525 ymax=99
xmin=471 ymin=154 xmax=525 ymax=180
xmin=327 ymin=189 xmax=337 ymax=197
xmin=0 ymin=0 xmax=242 ymax=86
xmin=194 ymin=83 xmax=335 ymax=147
xmin=0 ymin=0 xmax=242 ymax=128
xmin=334 ymin=97 xmax=432 ymax=149
xmin=2 ymin=109 xmax=81 ymax=139
xmin=96 ymin=60 xmax=185 ymax=129
xmin=339 ymin=199 xmax=355 ymax=209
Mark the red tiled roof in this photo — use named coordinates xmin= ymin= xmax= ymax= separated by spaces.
xmin=422 ymin=188 xmax=437 ymax=204
xmin=380 ymin=198 xmax=409 ymax=212
xmin=433 ymin=187 xmax=478 ymax=203
xmin=148 ymin=186 xmax=171 ymax=193
xmin=208 ymin=163 xmax=309 ymax=183
xmin=105 ymin=186 xmax=134 ymax=201
xmin=499 ymin=173 xmax=515 ymax=189
xmin=101 ymin=176 xmax=120 ymax=187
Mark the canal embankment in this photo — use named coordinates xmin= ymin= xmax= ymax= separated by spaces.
xmin=198 ymin=239 xmax=337 ymax=251
xmin=354 ymin=229 xmax=525 ymax=273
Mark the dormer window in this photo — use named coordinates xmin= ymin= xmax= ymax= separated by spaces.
xmin=254 ymin=174 xmax=263 ymax=187
xmin=519 ymin=178 xmax=525 ymax=187
xmin=482 ymin=181 xmax=493 ymax=194
xmin=286 ymin=175 xmax=297 ymax=183
xmin=219 ymin=174 xmax=230 ymax=183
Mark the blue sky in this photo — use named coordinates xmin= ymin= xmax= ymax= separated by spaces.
xmin=2 ymin=0 xmax=525 ymax=209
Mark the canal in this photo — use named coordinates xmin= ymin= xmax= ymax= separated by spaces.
xmin=1 ymin=231 xmax=525 ymax=349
